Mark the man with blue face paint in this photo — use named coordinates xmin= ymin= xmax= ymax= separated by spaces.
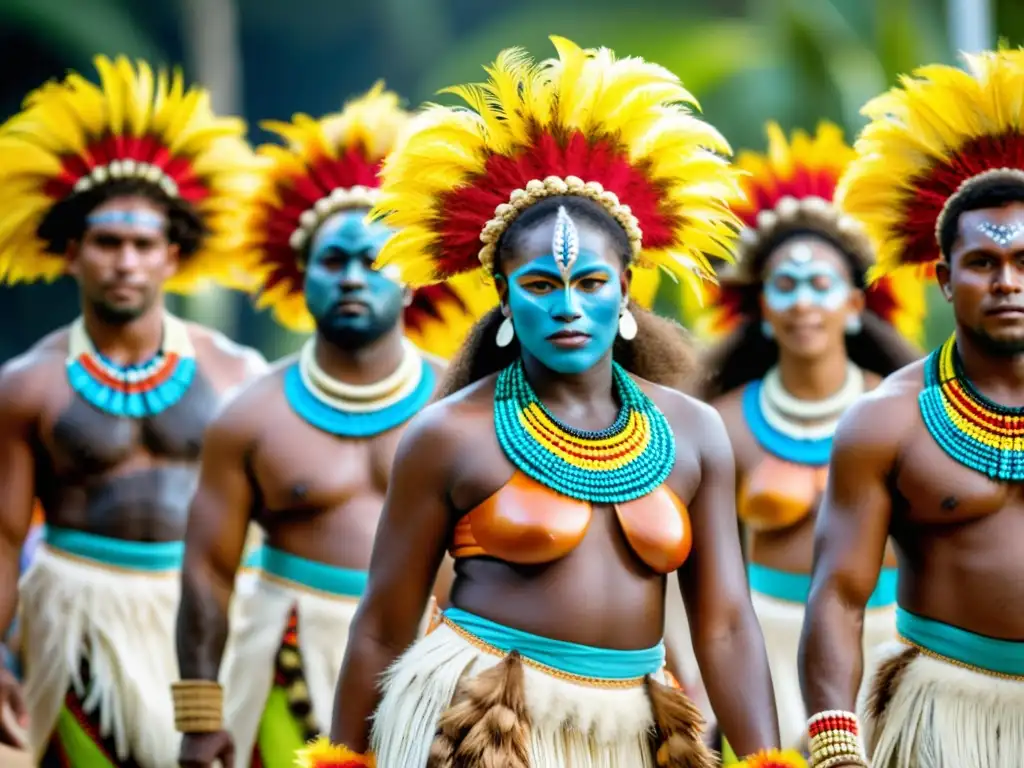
xmin=173 ymin=85 xmax=487 ymax=768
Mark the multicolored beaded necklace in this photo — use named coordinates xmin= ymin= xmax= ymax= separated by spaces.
xmin=284 ymin=338 xmax=435 ymax=438
xmin=920 ymin=333 xmax=1024 ymax=481
xmin=66 ymin=314 xmax=197 ymax=418
xmin=493 ymin=360 xmax=675 ymax=503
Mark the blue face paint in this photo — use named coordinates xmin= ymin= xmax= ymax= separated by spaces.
xmin=763 ymin=260 xmax=851 ymax=313
xmin=304 ymin=210 xmax=404 ymax=348
xmin=85 ymin=210 xmax=166 ymax=233
xmin=506 ymin=250 xmax=623 ymax=374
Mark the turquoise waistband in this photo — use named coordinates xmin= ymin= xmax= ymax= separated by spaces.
xmin=43 ymin=525 xmax=183 ymax=572
xmin=443 ymin=607 xmax=665 ymax=681
xmin=897 ymin=607 xmax=1024 ymax=676
xmin=749 ymin=563 xmax=898 ymax=609
xmin=245 ymin=546 xmax=367 ymax=598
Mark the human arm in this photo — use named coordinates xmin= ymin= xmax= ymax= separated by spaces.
xmin=327 ymin=408 xmax=455 ymax=752
xmin=175 ymin=403 xmax=258 ymax=767
xmin=0 ymin=359 xmax=42 ymax=742
xmin=677 ymin=402 xmax=779 ymax=756
xmin=798 ymin=395 xmax=897 ymax=717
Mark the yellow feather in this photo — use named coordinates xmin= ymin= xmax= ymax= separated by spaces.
xmin=0 ymin=55 xmax=255 ymax=293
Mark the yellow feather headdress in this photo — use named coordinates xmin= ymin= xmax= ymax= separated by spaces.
xmin=699 ymin=121 xmax=926 ymax=345
xmin=837 ymin=47 xmax=1024 ymax=280
xmin=0 ymin=55 xmax=257 ymax=293
xmin=371 ymin=36 xmax=742 ymax=304
xmin=242 ymin=83 xmax=493 ymax=359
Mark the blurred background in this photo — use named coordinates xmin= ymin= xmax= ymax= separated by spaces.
xmin=0 ymin=0 xmax=1020 ymax=364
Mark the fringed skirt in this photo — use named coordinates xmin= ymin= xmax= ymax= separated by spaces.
xmin=859 ymin=608 xmax=1024 ymax=768
xmin=748 ymin=563 xmax=898 ymax=751
xmin=20 ymin=527 xmax=183 ymax=768
xmin=370 ymin=607 xmax=715 ymax=768
xmin=222 ymin=546 xmax=366 ymax=768
xmin=223 ymin=546 xmax=438 ymax=768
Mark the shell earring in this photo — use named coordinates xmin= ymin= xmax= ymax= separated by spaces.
xmin=761 ymin=320 xmax=775 ymax=339
xmin=845 ymin=314 xmax=862 ymax=335
xmin=496 ymin=315 xmax=515 ymax=347
xmin=618 ymin=306 xmax=638 ymax=341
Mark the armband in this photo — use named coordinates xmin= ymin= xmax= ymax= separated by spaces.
xmin=171 ymin=680 xmax=222 ymax=733
xmin=807 ymin=710 xmax=868 ymax=767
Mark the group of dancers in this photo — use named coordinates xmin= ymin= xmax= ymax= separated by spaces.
xmin=0 ymin=34 xmax=1021 ymax=768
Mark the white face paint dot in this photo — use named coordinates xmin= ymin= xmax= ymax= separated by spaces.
xmin=977 ymin=221 xmax=1024 ymax=248
xmin=789 ymin=243 xmax=814 ymax=263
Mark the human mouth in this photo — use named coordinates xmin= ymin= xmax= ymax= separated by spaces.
xmin=986 ymin=306 xmax=1024 ymax=317
xmin=334 ymin=300 xmax=369 ymax=316
xmin=547 ymin=330 xmax=591 ymax=348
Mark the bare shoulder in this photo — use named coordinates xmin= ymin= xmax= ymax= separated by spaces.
xmin=0 ymin=328 xmax=69 ymax=413
xmin=206 ymin=355 xmax=293 ymax=437
xmin=396 ymin=374 xmax=496 ymax=462
xmin=834 ymin=358 xmax=925 ymax=455
xmin=637 ymin=376 xmax=730 ymax=454
xmin=186 ymin=321 xmax=268 ymax=386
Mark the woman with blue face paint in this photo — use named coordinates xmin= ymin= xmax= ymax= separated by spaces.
xmin=699 ymin=123 xmax=925 ymax=757
xmin=173 ymin=86 xmax=489 ymax=768
xmin=298 ymin=37 xmax=805 ymax=768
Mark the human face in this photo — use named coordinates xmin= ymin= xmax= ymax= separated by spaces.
xmin=304 ymin=209 xmax=405 ymax=349
xmin=937 ymin=201 xmax=1024 ymax=356
xmin=498 ymin=209 xmax=629 ymax=374
xmin=760 ymin=235 xmax=863 ymax=360
xmin=67 ymin=195 xmax=176 ymax=324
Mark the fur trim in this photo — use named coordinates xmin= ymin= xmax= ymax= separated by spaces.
xmin=428 ymin=652 xmax=531 ymax=768
xmin=646 ymin=676 xmax=716 ymax=768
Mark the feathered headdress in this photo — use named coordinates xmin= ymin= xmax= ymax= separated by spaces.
xmin=837 ymin=48 xmax=1024 ymax=279
xmin=701 ymin=121 xmax=926 ymax=344
xmin=0 ymin=55 xmax=257 ymax=293
xmin=242 ymin=82 xmax=492 ymax=358
xmin=371 ymin=36 xmax=742 ymax=303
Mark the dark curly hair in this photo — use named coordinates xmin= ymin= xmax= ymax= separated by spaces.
xmin=438 ymin=195 xmax=702 ymax=397
xmin=36 ymin=179 xmax=207 ymax=255
xmin=939 ymin=179 xmax=1024 ymax=260
xmin=701 ymin=228 xmax=921 ymax=400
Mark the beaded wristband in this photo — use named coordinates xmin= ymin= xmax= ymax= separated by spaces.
xmin=807 ymin=710 xmax=866 ymax=767
xmin=171 ymin=680 xmax=222 ymax=733
xmin=295 ymin=737 xmax=376 ymax=768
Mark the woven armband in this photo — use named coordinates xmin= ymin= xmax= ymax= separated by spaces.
xmin=171 ymin=680 xmax=223 ymax=733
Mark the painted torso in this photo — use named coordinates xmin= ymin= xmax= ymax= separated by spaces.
xmin=32 ymin=325 xmax=246 ymax=542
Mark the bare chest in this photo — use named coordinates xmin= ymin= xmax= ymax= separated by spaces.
xmin=41 ymin=371 xmax=220 ymax=477
xmin=896 ymin=426 xmax=1024 ymax=524
xmin=252 ymin=411 xmax=404 ymax=517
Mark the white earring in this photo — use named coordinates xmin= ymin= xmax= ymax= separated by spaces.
xmin=845 ymin=314 xmax=862 ymax=335
xmin=618 ymin=307 xmax=638 ymax=341
xmin=761 ymin=320 xmax=774 ymax=339
xmin=496 ymin=316 xmax=515 ymax=347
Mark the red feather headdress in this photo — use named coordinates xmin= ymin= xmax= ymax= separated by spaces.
xmin=700 ymin=122 xmax=926 ymax=345
xmin=242 ymin=83 xmax=493 ymax=359
xmin=0 ymin=55 xmax=257 ymax=293
xmin=371 ymin=36 xmax=742 ymax=305
xmin=837 ymin=48 xmax=1024 ymax=280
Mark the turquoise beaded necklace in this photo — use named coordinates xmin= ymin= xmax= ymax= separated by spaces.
xmin=493 ymin=360 xmax=676 ymax=503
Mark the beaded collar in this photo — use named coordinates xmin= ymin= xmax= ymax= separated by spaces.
xmin=66 ymin=314 xmax=196 ymax=418
xmin=919 ymin=333 xmax=1024 ymax=481
xmin=493 ymin=360 xmax=675 ymax=503
xmin=284 ymin=338 xmax=435 ymax=438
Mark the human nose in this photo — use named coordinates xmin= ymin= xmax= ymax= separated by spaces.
xmin=338 ymin=259 xmax=369 ymax=290
xmin=992 ymin=263 xmax=1024 ymax=295
xmin=550 ymin=285 xmax=583 ymax=321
